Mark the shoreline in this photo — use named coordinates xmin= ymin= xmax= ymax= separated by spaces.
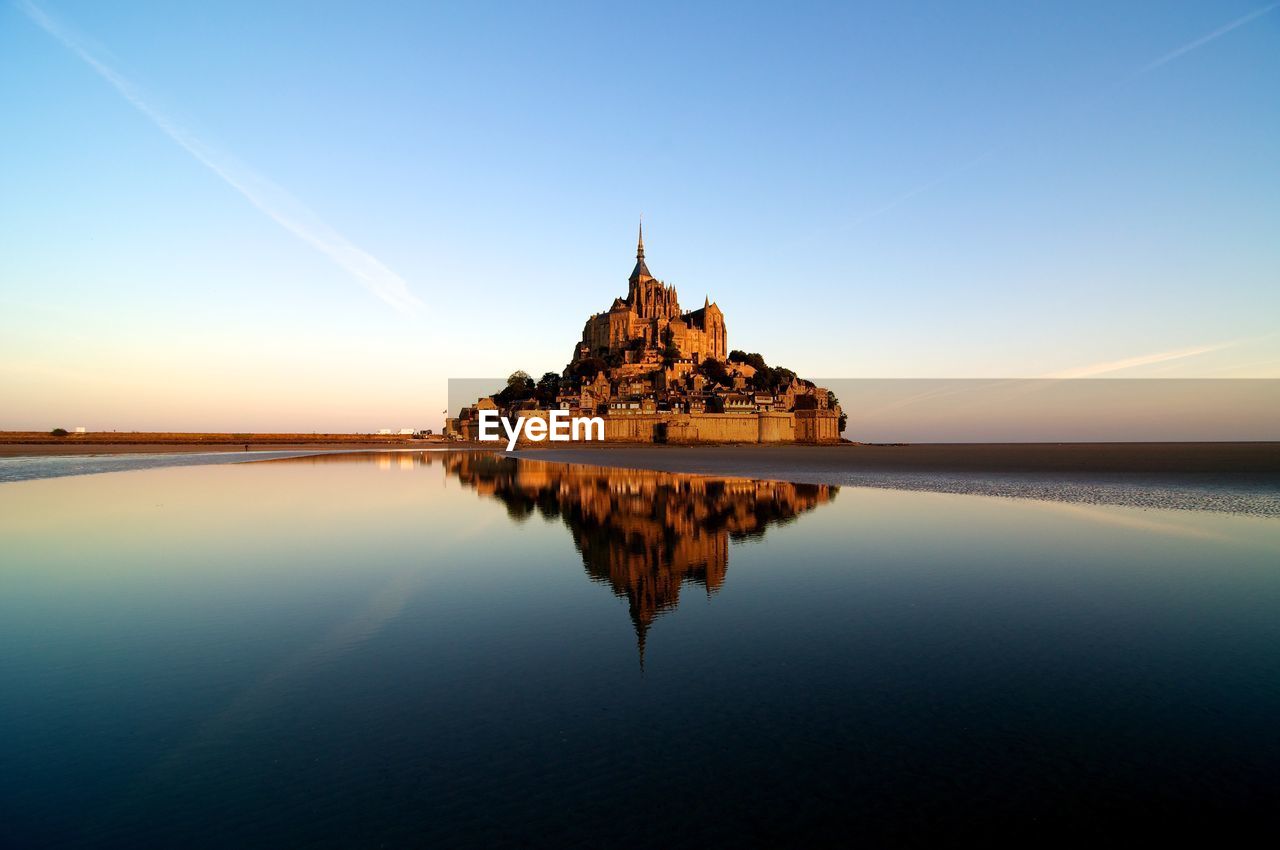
xmin=0 ymin=442 xmax=463 ymax=457
xmin=517 ymin=442 xmax=1280 ymax=479
xmin=3 ymin=440 xmax=1277 ymax=476
xmin=514 ymin=443 xmax=1280 ymax=518
xmin=4 ymin=441 xmax=1277 ymax=515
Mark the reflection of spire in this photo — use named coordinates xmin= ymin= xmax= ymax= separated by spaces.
xmin=634 ymin=617 xmax=648 ymax=672
xmin=432 ymin=452 xmax=838 ymax=668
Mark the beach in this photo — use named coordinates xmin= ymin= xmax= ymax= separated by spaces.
xmin=521 ymin=442 xmax=1280 ymax=517
xmin=0 ymin=432 xmax=452 ymax=457
xmin=4 ymin=437 xmax=1277 ymax=515
xmin=522 ymin=442 xmax=1280 ymax=478
xmin=6 ymin=435 xmax=1276 ymax=475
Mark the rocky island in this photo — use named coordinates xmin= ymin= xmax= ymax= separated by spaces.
xmin=447 ymin=223 xmax=844 ymax=444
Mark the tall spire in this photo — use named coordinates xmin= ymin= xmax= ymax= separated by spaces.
xmin=629 ymin=216 xmax=652 ymax=284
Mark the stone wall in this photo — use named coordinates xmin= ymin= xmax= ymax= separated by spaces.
xmin=507 ymin=411 xmax=841 ymax=445
xmin=795 ymin=409 xmax=841 ymax=443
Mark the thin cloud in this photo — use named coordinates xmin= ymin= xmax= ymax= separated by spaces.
xmin=1138 ymin=2 xmax=1278 ymax=75
xmin=818 ymin=3 xmax=1278 ymax=240
xmin=1043 ymin=342 xmax=1231 ymax=379
xmin=18 ymin=0 xmax=423 ymax=314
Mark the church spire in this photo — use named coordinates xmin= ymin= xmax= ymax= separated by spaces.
xmin=629 ymin=216 xmax=653 ymax=285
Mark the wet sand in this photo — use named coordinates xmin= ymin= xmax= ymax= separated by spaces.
xmin=522 ymin=442 xmax=1280 ymax=478
xmin=6 ymin=440 xmax=1276 ymax=477
xmin=0 ymin=441 xmax=488 ymax=458
xmin=5 ymin=440 xmax=1277 ymax=514
xmin=520 ymin=443 xmax=1280 ymax=517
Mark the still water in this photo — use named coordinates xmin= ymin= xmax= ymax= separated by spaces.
xmin=2 ymin=451 xmax=1278 ymax=846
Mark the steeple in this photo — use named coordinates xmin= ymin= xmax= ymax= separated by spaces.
xmin=629 ymin=216 xmax=653 ymax=284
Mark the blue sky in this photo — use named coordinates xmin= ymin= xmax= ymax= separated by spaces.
xmin=1 ymin=1 xmax=1277 ymax=431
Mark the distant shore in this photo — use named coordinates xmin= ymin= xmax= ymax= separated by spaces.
xmin=0 ymin=432 xmax=483 ymax=457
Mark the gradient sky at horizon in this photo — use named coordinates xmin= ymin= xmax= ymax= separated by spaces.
xmin=2 ymin=0 xmax=1278 ymax=433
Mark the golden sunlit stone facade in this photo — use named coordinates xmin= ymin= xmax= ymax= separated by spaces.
xmin=578 ymin=222 xmax=727 ymax=363
xmin=446 ymin=222 xmax=842 ymax=443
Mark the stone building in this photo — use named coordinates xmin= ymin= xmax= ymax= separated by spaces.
xmin=576 ymin=222 xmax=726 ymax=365
xmin=446 ymin=221 xmax=842 ymax=444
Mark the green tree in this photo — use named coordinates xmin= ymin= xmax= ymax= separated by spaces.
xmin=496 ymin=370 xmax=536 ymax=405
xmin=535 ymin=371 xmax=561 ymax=403
xmin=827 ymin=391 xmax=848 ymax=434
xmin=572 ymin=356 xmax=607 ymax=381
xmin=50 ymin=427 xmax=69 ymax=437
xmin=699 ymin=358 xmax=730 ymax=386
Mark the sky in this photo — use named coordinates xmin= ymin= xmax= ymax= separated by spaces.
xmin=1 ymin=0 xmax=1277 ymax=433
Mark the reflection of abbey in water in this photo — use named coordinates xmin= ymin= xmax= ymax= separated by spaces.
xmin=434 ymin=452 xmax=838 ymax=660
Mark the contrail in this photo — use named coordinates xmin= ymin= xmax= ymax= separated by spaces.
xmin=818 ymin=3 xmax=1278 ymax=239
xmin=1138 ymin=2 xmax=1278 ymax=75
xmin=18 ymin=0 xmax=424 ymax=314
xmin=1042 ymin=342 xmax=1231 ymax=379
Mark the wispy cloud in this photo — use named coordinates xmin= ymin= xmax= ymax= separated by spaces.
xmin=815 ymin=3 xmax=1278 ymax=240
xmin=1042 ymin=342 xmax=1232 ymax=379
xmin=18 ymin=0 xmax=424 ymax=314
xmin=1138 ymin=2 xmax=1278 ymax=75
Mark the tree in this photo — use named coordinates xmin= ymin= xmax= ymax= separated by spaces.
xmin=699 ymin=358 xmax=730 ymax=386
xmin=50 ymin=427 xmax=69 ymax=437
xmin=536 ymin=371 xmax=561 ymax=403
xmin=572 ymin=356 xmax=607 ymax=381
xmin=496 ymin=370 xmax=536 ymax=405
xmin=828 ymin=391 xmax=848 ymax=434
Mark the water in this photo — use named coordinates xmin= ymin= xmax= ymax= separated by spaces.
xmin=0 ymin=450 xmax=333 ymax=483
xmin=2 ymin=451 xmax=1278 ymax=846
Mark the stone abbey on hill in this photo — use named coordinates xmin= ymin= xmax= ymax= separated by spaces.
xmin=578 ymin=222 xmax=727 ymax=365
xmin=446 ymin=223 xmax=842 ymax=444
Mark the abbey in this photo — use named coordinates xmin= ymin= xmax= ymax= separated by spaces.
xmin=577 ymin=223 xmax=726 ymax=364
xmin=447 ymin=223 xmax=843 ymax=444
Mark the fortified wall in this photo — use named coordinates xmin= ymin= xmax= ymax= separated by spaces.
xmin=505 ymin=409 xmax=840 ymax=445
